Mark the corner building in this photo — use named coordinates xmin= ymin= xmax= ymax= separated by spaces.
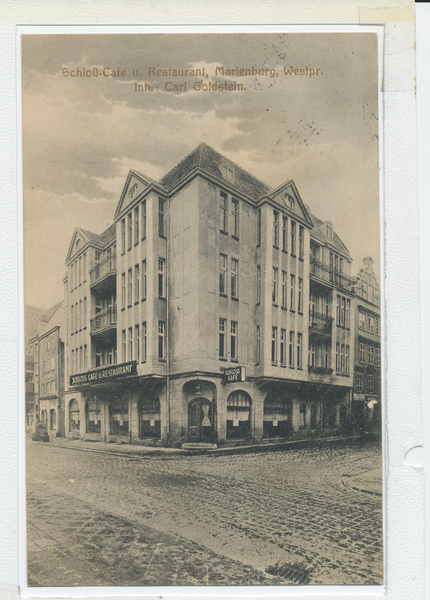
xmin=64 ymin=143 xmax=355 ymax=447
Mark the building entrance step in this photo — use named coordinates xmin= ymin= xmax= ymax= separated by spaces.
xmin=181 ymin=442 xmax=218 ymax=449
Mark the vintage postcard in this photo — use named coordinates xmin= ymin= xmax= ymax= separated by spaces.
xmin=22 ymin=30 xmax=384 ymax=589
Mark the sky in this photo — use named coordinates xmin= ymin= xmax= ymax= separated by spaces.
xmin=22 ymin=32 xmax=380 ymax=309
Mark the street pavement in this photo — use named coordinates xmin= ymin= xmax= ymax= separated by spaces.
xmin=26 ymin=439 xmax=383 ymax=587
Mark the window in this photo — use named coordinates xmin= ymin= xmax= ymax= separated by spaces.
xmin=297 ymin=333 xmax=302 ymax=368
xmin=368 ymin=315 xmax=375 ymax=333
xmin=336 ymin=295 xmax=341 ymax=325
xmin=273 ymin=211 xmax=279 ymax=247
xmin=359 ymin=311 xmax=366 ymax=330
xmin=219 ymin=318 xmax=227 ymax=358
xmin=158 ymin=198 xmax=166 ymax=237
xmin=368 ymin=374 xmax=374 ymax=393
xmin=368 ymin=345 xmax=374 ymax=365
xmin=272 ymin=267 xmax=278 ymax=304
xmin=142 ymin=260 xmax=147 ymax=300
xmin=298 ymin=278 xmax=303 ymax=313
xmin=280 ymin=329 xmax=286 ymax=366
xmin=80 ymin=346 xmax=83 ymax=371
xmin=134 ymin=206 xmax=139 ymax=244
xmin=122 ymin=330 xmax=126 ymax=362
xmin=231 ymin=199 xmax=239 ymax=237
xmin=282 ymin=216 xmax=288 ymax=251
xmin=336 ymin=343 xmax=340 ymax=374
xmin=135 ymin=264 xmax=140 ymax=303
xmin=290 ymin=221 xmax=296 ymax=255
xmin=282 ymin=271 xmax=288 ymax=308
xmin=70 ymin=264 xmax=74 ymax=289
xmin=84 ymin=345 xmax=88 ymax=371
xmin=376 ymin=347 xmax=381 ymax=367
xmin=128 ymin=268 xmax=132 ymax=306
xmin=346 ymin=299 xmax=351 ymax=328
xmin=257 ymin=209 xmax=261 ymax=246
xmin=357 ymin=371 xmax=363 ymax=391
xmin=128 ymin=327 xmax=133 ymax=361
xmin=346 ymin=345 xmax=350 ymax=374
xmin=71 ymin=305 xmax=74 ymax=333
xmin=299 ymin=403 xmax=307 ymax=428
xmin=222 ymin=164 xmax=234 ymax=181
xmin=95 ymin=250 xmax=101 ymax=262
xmin=158 ymin=321 xmax=166 ymax=359
xmin=127 ymin=212 xmax=132 ymax=249
xmin=299 ymin=225 xmax=304 ymax=259
xmin=83 ymin=297 xmax=87 ymax=327
xmin=79 ymin=256 xmax=82 ymax=284
xmin=289 ymin=331 xmax=295 ymax=367
xmin=142 ymin=322 xmax=147 ymax=361
xmin=340 ymin=344 xmax=345 ymax=374
xmin=122 ymin=272 xmax=126 ymax=309
xmin=359 ymin=342 xmax=366 ymax=363
xmin=220 ymin=192 xmax=227 ymax=232
xmin=271 ymin=327 xmax=278 ymax=363
xmin=256 ymin=325 xmax=261 ymax=364
xmin=308 ymin=343 xmax=315 ymax=367
xmin=290 ymin=274 xmax=295 ymax=310
xmin=231 ymin=321 xmax=238 ymax=360
xmin=158 ymin=258 xmax=166 ymax=298
xmin=256 ymin=266 xmax=261 ymax=303
xmin=219 ymin=254 xmax=227 ymax=295
xmin=231 ymin=258 xmax=238 ymax=299
xmin=341 ymin=297 xmax=346 ymax=326
xmin=376 ymin=318 xmax=380 ymax=335
xmin=142 ymin=200 xmax=147 ymax=239
xmin=83 ymin=253 xmax=87 ymax=281
xmin=79 ymin=300 xmax=82 ymax=329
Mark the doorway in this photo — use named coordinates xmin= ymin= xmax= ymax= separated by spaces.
xmin=188 ymin=398 xmax=214 ymax=443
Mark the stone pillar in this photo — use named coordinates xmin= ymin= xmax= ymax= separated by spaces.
xmin=79 ymin=393 xmax=86 ymax=440
xmin=130 ymin=394 xmax=139 ymax=442
xmin=101 ymin=400 xmax=109 ymax=442
xmin=291 ymin=399 xmax=300 ymax=432
xmin=216 ymin=382 xmax=227 ymax=444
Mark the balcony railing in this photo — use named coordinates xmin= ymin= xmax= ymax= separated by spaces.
xmin=310 ymin=256 xmax=352 ymax=290
xmin=309 ymin=310 xmax=333 ymax=334
xmin=90 ymin=307 xmax=117 ymax=334
xmin=90 ymin=255 xmax=117 ymax=286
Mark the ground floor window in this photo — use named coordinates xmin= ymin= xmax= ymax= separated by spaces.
xmin=69 ymin=399 xmax=80 ymax=431
xmin=299 ymin=403 xmax=307 ymax=428
xmin=139 ymin=395 xmax=161 ymax=439
xmin=263 ymin=395 xmax=292 ymax=438
xmin=41 ymin=409 xmax=48 ymax=424
xmin=227 ymin=391 xmax=251 ymax=439
xmin=49 ymin=409 xmax=56 ymax=430
xmin=87 ymin=396 xmax=101 ymax=433
xmin=110 ymin=398 xmax=129 ymax=436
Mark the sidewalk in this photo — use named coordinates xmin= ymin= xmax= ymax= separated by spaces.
xmin=342 ymin=468 xmax=383 ymax=497
xmin=31 ymin=433 xmax=368 ymax=460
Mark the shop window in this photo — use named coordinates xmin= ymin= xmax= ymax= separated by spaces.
xmin=110 ymin=398 xmax=129 ymax=436
xmin=69 ymin=399 xmax=80 ymax=431
xmin=226 ymin=391 xmax=251 ymax=440
xmin=87 ymin=396 xmax=101 ymax=434
xmin=263 ymin=394 xmax=292 ymax=438
xmin=139 ymin=395 xmax=161 ymax=439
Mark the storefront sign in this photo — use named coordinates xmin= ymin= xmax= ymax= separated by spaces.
xmin=223 ymin=366 xmax=246 ymax=384
xmin=70 ymin=361 xmax=137 ymax=387
xmin=354 ymin=393 xmax=365 ymax=401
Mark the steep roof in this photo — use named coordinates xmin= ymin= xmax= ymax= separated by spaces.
xmin=41 ymin=301 xmax=63 ymax=323
xmin=309 ymin=212 xmax=350 ymax=257
xmin=25 ymin=305 xmax=46 ymax=343
xmin=160 ymin=143 xmax=272 ymax=201
xmin=78 ymin=223 xmax=116 ymax=248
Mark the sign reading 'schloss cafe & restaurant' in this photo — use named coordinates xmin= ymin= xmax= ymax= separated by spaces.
xmin=70 ymin=361 xmax=137 ymax=387
xmin=223 ymin=366 xmax=246 ymax=384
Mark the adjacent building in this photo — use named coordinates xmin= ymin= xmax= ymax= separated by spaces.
xmin=58 ymin=143 xmax=379 ymax=448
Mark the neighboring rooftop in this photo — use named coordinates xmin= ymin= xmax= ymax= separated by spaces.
xmin=309 ymin=212 xmax=350 ymax=258
xmin=79 ymin=223 xmax=116 ymax=248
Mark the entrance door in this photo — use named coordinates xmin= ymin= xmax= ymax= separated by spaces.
xmin=188 ymin=398 xmax=213 ymax=443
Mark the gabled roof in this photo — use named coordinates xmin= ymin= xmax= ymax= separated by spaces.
xmin=309 ymin=212 xmax=350 ymax=257
xmin=263 ymin=179 xmax=314 ymax=228
xmin=160 ymin=143 xmax=272 ymax=201
xmin=66 ymin=224 xmax=116 ymax=263
xmin=25 ymin=305 xmax=46 ymax=344
xmin=115 ymin=170 xmax=167 ymax=218
xmin=41 ymin=301 xmax=63 ymax=323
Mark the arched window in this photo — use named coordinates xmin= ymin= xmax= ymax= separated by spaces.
xmin=310 ymin=404 xmax=319 ymax=429
xmin=41 ymin=409 xmax=48 ymax=424
xmin=227 ymin=391 xmax=251 ymax=440
xmin=299 ymin=403 xmax=307 ymax=428
xmin=139 ymin=395 xmax=161 ymax=439
xmin=110 ymin=398 xmax=129 ymax=436
xmin=69 ymin=399 xmax=80 ymax=431
xmin=86 ymin=396 xmax=101 ymax=434
xmin=263 ymin=395 xmax=292 ymax=438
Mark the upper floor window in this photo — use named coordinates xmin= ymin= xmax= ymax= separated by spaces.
xmin=256 ymin=266 xmax=261 ymax=303
xmin=282 ymin=216 xmax=288 ymax=252
xmin=127 ymin=269 xmax=132 ymax=306
xmin=297 ymin=333 xmax=303 ymax=368
xmin=127 ymin=213 xmax=132 ymax=250
xmin=368 ymin=374 xmax=374 ymax=393
xmin=290 ymin=274 xmax=295 ymax=310
xmin=376 ymin=347 xmax=381 ymax=367
xmin=231 ymin=321 xmax=238 ymax=360
xmin=359 ymin=342 xmax=366 ymax=363
xmin=256 ymin=325 xmax=260 ymax=364
xmin=289 ymin=331 xmax=295 ymax=367
xmin=222 ymin=163 xmax=235 ymax=182
xmin=141 ymin=260 xmax=147 ymax=300
xmin=158 ymin=258 xmax=166 ymax=298
xmin=280 ymin=329 xmax=286 ymax=366
xmin=231 ymin=199 xmax=239 ymax=238
xmin=95 ymin=250 xmax=101 ymax=262
xmin=273 ymin=211 xmax=279 ymax=247
xmin=219 ymin=254 xmax=227 ymax=295
xmin=376 ymin=318 xmax=380 ymax=335
xmin=219 ymin=318 xmax=227 ymax=359
xmin=357 ymin=371 xmax=363 ymax=392
xmin=158 ymin=198 xmax=166 ymax=237
xmin=231 ymin=258 xmax=238 ymax=299
xmin=257 ymin=209 xmax=261 ymax=246
xmin=282 ymin=271 xmax=288 ymax=308
xmin=142 ymin=200 xmax=147 ymax=239
xmin=290 ymin=221 xmax=296 ymax=255
xmin=272 ymin=267 xmax=278 ymax=304
xmin=134 ymin=206 xmax=139 ymax=244
xmin=299 ymin=226 xmax=304 ymax=259
xmin=135 ymin=264 xmax=140 ymax=303
xmin=158 ymin=321 xmax=166 ymax=360
xmin=121 ymin=272 xmax=126 ymax=309
xmin=298 ymin=278 xmax=303 ymax=313
xmin=220 ymin=192 xmax=227 ymax=233
xmin=368 ymin=315 xmax=375 ymax=334
xmin=271 ymin=327 xmax=278 ymax=364
xmin=359 ymin=311 xmax=366 ymax=330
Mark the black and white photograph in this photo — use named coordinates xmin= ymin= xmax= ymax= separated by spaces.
xmin=22 ymin=31 xmax=383 ymax=587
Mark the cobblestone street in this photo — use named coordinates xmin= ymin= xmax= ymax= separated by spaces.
xmin=26 ymin=440 xmax=383 ymax=587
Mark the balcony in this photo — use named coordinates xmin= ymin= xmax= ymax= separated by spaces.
xmin=90 ymin=255 xmax=117 ymax=293
xmin=90 ymin=307 xmax=117 ymax=337
xmin=310 ymin=256 xmax=352 ymax=291
xmin=309 ymin=311 xmax=333 ymax=338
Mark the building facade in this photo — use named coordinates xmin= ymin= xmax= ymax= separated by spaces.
xmin=351 ymin=257 xmax=382 ymax=434
xmin=62 ymin=143 xmax=373 ymax=447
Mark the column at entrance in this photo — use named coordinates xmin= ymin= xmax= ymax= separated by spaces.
xmin=130 ymin=396 xmax=139 ymax=442
xmin=101 ymin=400 xmax=109 ymax=442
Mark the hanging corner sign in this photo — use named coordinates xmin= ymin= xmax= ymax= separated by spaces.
xmin=223 ymin=366 xmax=246 ymax=384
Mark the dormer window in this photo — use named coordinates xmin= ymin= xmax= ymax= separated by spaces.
xmin=326 ymin=222 xmax=333 ymax=242
xmin=221 ymin=161 xmax=235 ymax=183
